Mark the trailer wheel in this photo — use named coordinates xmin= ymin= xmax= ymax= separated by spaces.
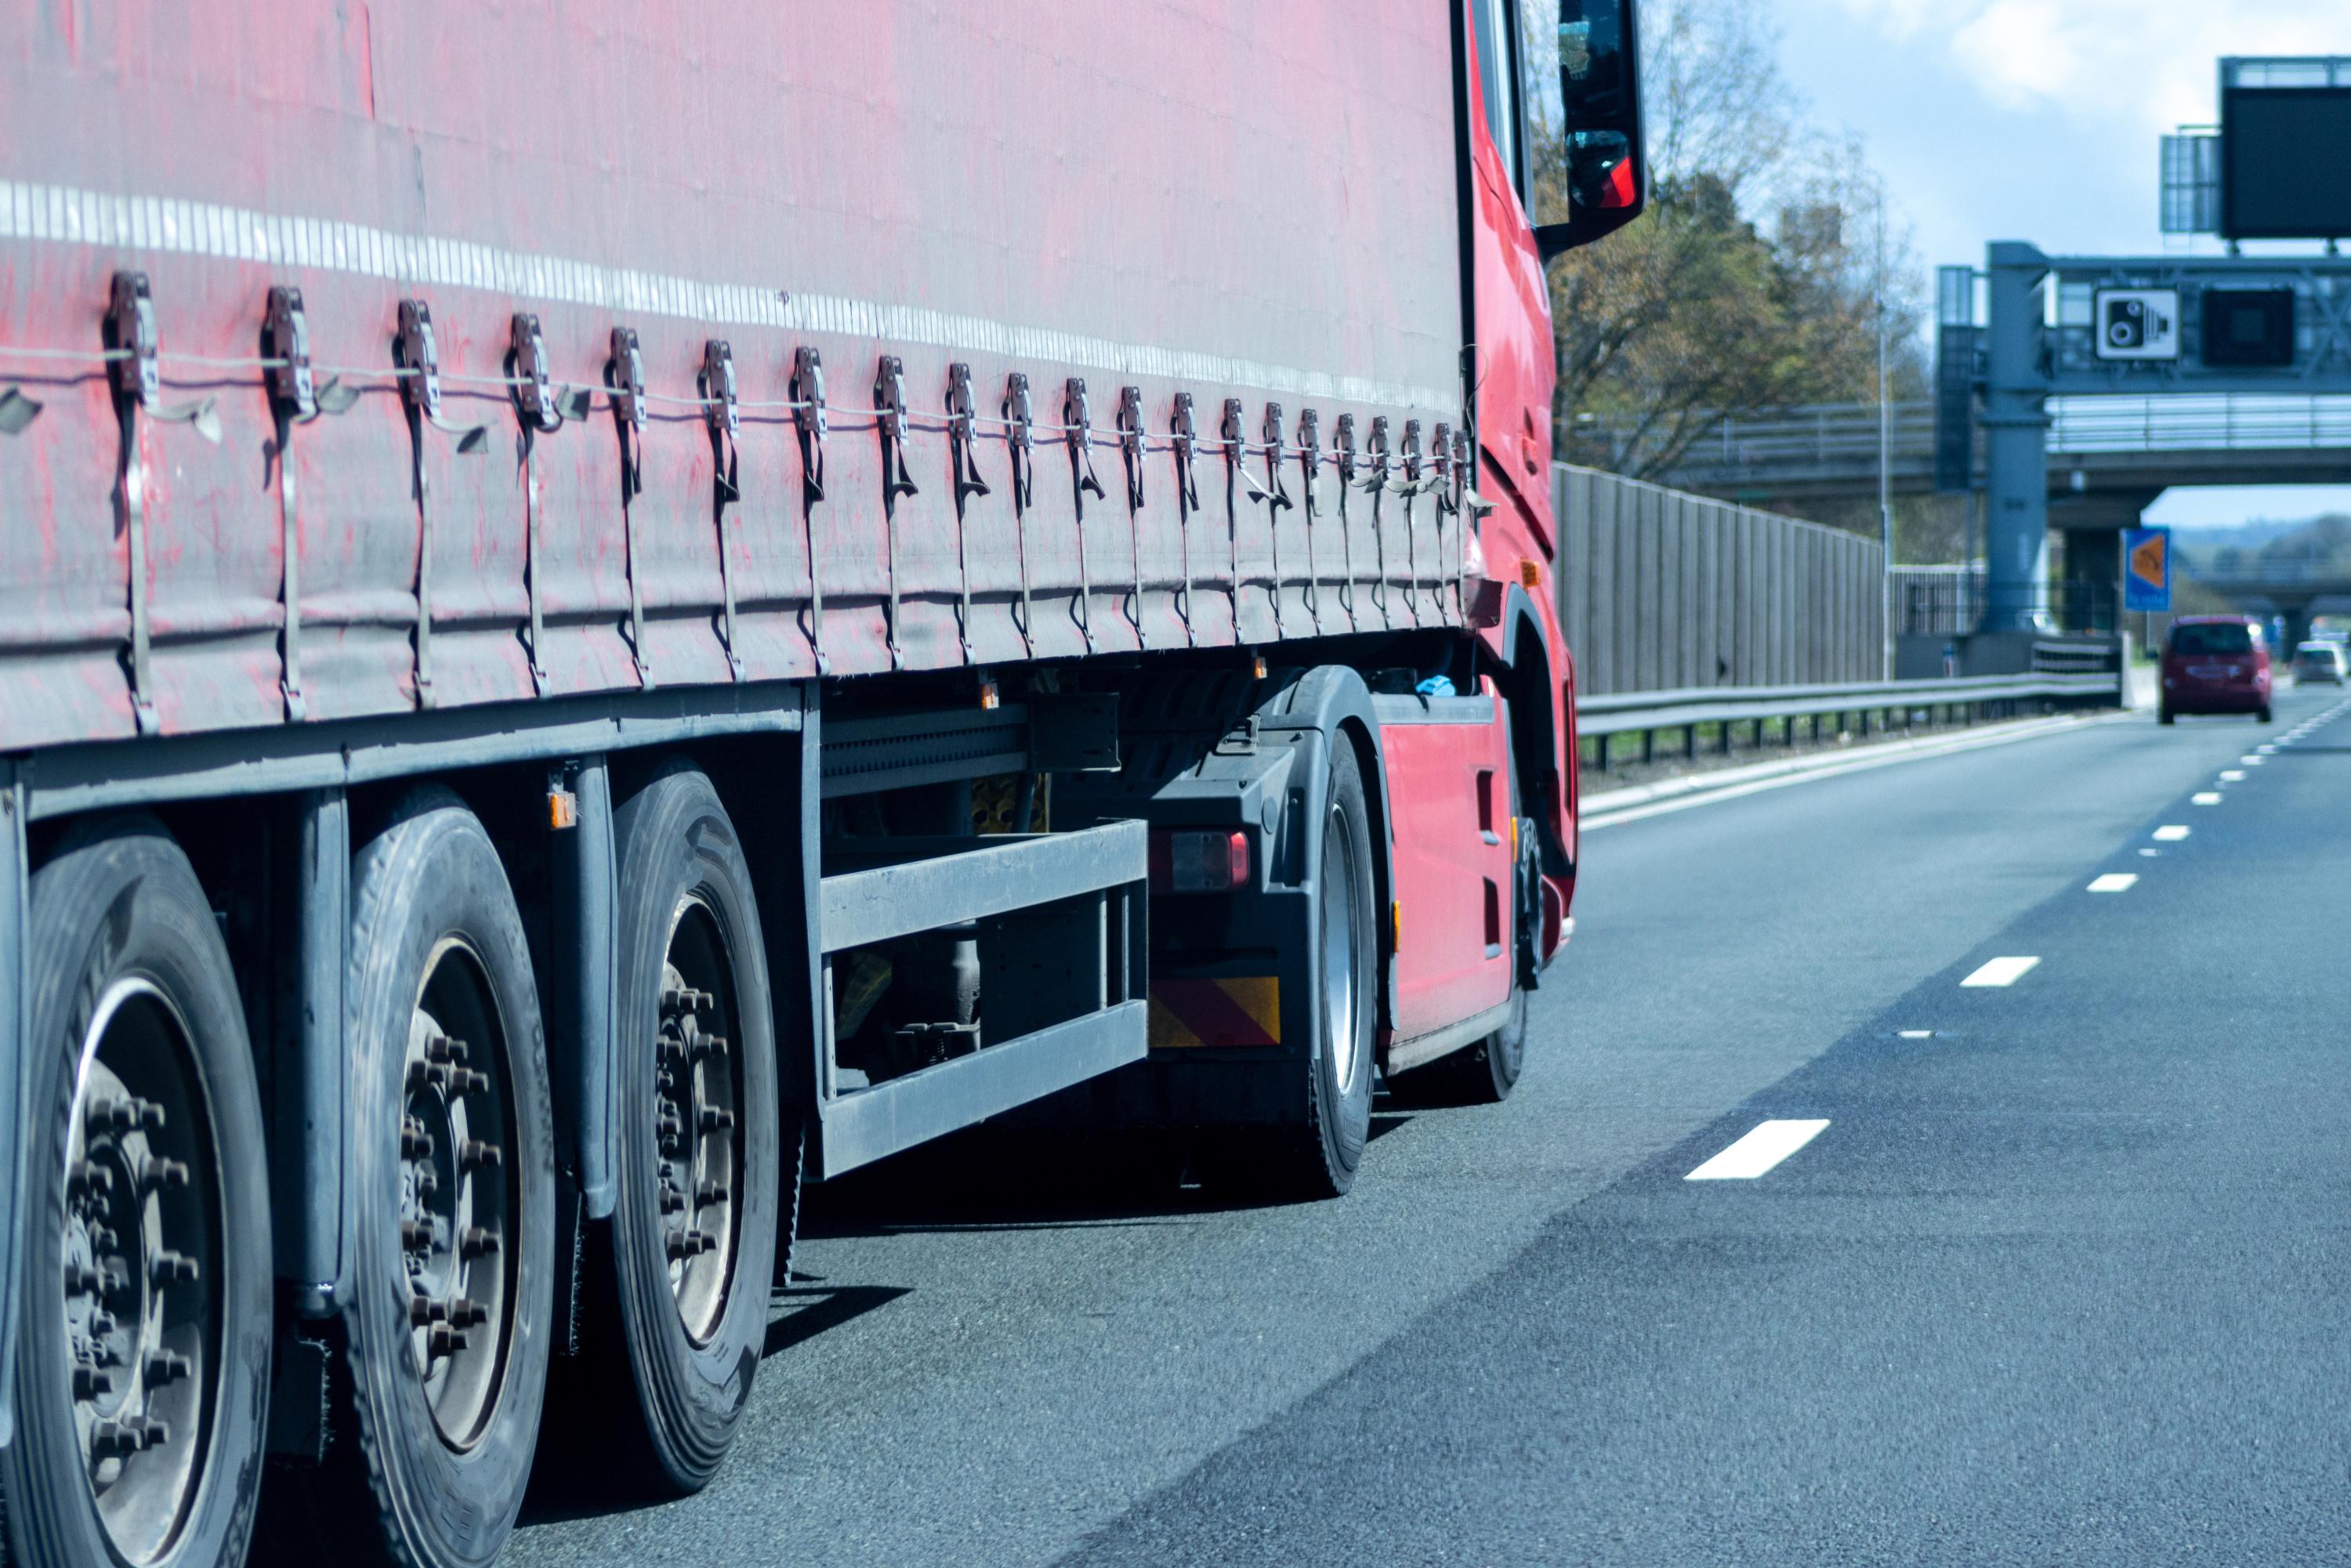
xmin=1204 ymin=738 xmax=1377 ymax=1200
xmin=329 ymin=795 xmax=552 ymax=1568
xmin=0 ymin=820 xmax=270 ymax=1568
xmin=586 ymin=766 xmax=780 ymax=1494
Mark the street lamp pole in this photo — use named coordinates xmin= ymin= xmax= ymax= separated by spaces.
xmin=1877 ymin=194 xmax=1895 ymax=679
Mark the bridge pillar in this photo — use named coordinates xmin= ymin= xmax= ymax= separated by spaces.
xmin=2062 ymin=528 xmax=2121 ymax=633
xmin=1983 ymin=243 xmax=2052 ymax=632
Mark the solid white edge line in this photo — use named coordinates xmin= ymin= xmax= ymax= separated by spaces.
xmin=1686 ymin=1119 xmax=1831 ymax=1181
xmin=2087 ymin=873 xmax=2138 ymax=893
xmin=1961 ymin=955 xmax=2041 ymax=987
xmin=1581 ymin=712 xmax=2122 ymax=831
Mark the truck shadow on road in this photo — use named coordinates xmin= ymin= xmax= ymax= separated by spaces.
xmin=800 ymin=1111 xmax=1417 ymax=1240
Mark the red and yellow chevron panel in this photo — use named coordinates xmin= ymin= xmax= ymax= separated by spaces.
xmin=1148 ymin=976 xmax=1281 ymax=1048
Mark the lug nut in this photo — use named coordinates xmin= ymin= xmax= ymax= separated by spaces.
xmin=457 ymin=1139 xmax=502 ymax=1171
xmin=87 ymin=1311 xmax=118 ymax=1339
xmin=696 ymin=1179 xmax=730 ymax=1205
xmin=448 ymin=1067 xmax=491 ymax=1096
xmin=149 ymin=1250 xmax=199 ymax=1287
xmin=458 ymin=1226 xmax=500 ymax=1261
xmin=414 ymin=1169 xmax=439 ymax=1201
xmin=137 ymin=1157 xmax=190 ymax=1193
xmin=73 ymin=1366 xmax=115 ymax=1400
xmin=657 ymin=1033 xmax=688 ymax=1067
xmin=139 ymin=1418 xmax=170 ymax=1450
xmin=64 ymin=1262 xmax=106 ymax=1296
xmin=89 ymin=1419 xmax=138 ymax=1459
xmin=426 ymin=1036 xmax=469 ymax=1066
xmin=400 ymin=1117 xmax=432 ymax=1161
xmin=666 ymin=1229 xmax=719 ymax=1261
xmin=68 ymin=1161 xmax=114 ymax=1200
xmin=449 ymin=1295 xmax=491 ymax=1328
xmin=408 ymin=1060 xmax=450 ymax=1094
xmin=693 ymin=1034 xmax=730 ymax=1063
xmin=659 ymin=1188 xmax=686 ymax=1215
xmin=400 ymin=1219 xmax=433 ymax=1253
xmin=427 ymin=1325 xmax=469 ymax=1358
xmin=143 ymin=1350 xmax=190 ymax=1386
xmin=697 ymin=1106 xmax=736 ymax=1134
xmin=408 ymin=1295 xmax=447 ymax=1328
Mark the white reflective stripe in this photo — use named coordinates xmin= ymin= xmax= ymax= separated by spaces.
xmin=1686 ymin=1119 xmax=1831 ymax=1181
xmin=1961 ymin=955 xmax=2040 ymax=987
xmin=2087 ymin=873 xmax=2138 ymax=893
xmin=0 ymin=177 xmax=1448 ymax=412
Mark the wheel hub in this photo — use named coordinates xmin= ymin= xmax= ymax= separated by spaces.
xmin=63 ymin=981 xmax=216 ymax=1566
xmin=398 ymin=943 xmax=512 ymax=1450
xmin=654 ymin=897 xmax=741 ymax=1345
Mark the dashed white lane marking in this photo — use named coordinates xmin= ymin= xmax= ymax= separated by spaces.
xmin=2220 ymin=770 xmax=2246 ymax=780
xmin=1896 ymin=1029 xmax=1935 ymax=1039
xmin=2242 ymin=755 xmax=2265 ymax=766
xmin=2138 ymin=848 xmax=2161 ymax=857
xmin=2258 ymin=744 xmax=2277 ymax=755
xmin=2088 ymin=873 xmax=2139 ymax=893
xmin=1686 ymin=1119 xmax=1831 ymax=1181
xmin=2193 ymin=791 xmax=2222 ymax=806
xmin=2154 ymin=824 xmax=2191 ymax=842
xmin=1962 ymin=955 xmax=2041 ymax=987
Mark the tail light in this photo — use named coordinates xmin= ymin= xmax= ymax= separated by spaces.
xmin=1150 ymin=830 xmax=1250 ymax=893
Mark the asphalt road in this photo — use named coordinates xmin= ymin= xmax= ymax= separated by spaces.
xmin=510 ymin=685 xmax=2351 ymax=1567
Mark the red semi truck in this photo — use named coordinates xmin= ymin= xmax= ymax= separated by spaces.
xmin=0 ymin=3 xmax=1645 ymax=1564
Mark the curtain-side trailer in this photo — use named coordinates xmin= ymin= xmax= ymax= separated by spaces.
xmin=0 ymin=3 xmax=1646 ymax=1564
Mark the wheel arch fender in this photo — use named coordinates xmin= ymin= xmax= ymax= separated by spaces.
xmin=1493 ymin=585 xmax=1575 ymax=882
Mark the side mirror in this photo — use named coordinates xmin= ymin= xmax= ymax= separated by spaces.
xmin=1534 ymin=0 xmax=1646 ymax=260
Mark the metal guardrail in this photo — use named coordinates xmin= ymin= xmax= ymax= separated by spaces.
xmin=1577 ymin=674 xmax=2123 ymax=770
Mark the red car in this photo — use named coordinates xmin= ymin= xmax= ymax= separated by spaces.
xmin=2161 ymin=616 xmax=2273 ymax=724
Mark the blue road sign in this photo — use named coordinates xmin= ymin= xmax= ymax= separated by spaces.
xmin=2125 ymin=527 xmax=2172 ymax=613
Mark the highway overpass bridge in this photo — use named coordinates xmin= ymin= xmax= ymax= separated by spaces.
xmin=1578 ymin=394 xmax=2351 ymax=632
xmin=1581 ymin=396 xmax=2351 ymax=527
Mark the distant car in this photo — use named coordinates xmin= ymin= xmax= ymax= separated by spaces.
xmin=2161 ymin=617 xmax=2272 ymax=724
xmin=2294 ymin=640 xmax=2349 ymax=685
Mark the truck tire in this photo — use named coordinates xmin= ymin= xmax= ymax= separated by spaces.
xmin=325 ymin=794 xmax=553 ymax=1568
xmin=1204 ymin=737 xmax=1376 ymax=1200
xmin=0 ymin=819 xmax=270 ymax=1568
xmin=580 ymin=766 xmax=781 ymax=1494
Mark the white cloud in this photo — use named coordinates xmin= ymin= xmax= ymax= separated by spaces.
xmin=1825 ymin=0 xmax=2344 ymax=135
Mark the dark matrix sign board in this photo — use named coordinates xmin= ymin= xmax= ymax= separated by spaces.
xmin=2222 ymin=85 xmax=2351 ymax=240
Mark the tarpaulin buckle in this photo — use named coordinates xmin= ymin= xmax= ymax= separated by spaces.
xmin=606 ymin=327 xmax=654 ymax=689
xmin=944 ymin=363 xmax=984 ymax=662
xmin=701 ymin=340 xmax=748 ymax=683
xmin=511 ymin=313 xmax=557 ymax=695
xmin=792 ymin=346 xmax=828 ymax=505
xmin=1062 ymin=378 xmax=1103 ymax=652
xmin=874 ymin=355 xmax=917 ymax=668
xmin=1003 ymin=372 xmax=1038 ymax=657
xmin=262 ymin=286 xmax=324 ymax=721
xmin=1169 ymin=392 xmax=1198 ymax=643
xmin=103 ymin=272 xmax=216 ymax=736
xmin=946 ymin=361 xmax=991 ymax=509
xmin=1117 ymin=385 xmax=1146 ymax=512
xmin=791 ymin=346 xmax=831 ymax=674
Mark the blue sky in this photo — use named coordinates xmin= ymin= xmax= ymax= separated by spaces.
xmin=1776 ymin=0 xmax=2351 ymax=527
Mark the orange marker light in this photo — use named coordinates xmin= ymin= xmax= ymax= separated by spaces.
xmin=547 ymin=788 xmax=579 ymax=830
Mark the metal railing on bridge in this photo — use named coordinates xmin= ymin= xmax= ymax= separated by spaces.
xmin=1575 ymin=393 xmax=2351 ymax=498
